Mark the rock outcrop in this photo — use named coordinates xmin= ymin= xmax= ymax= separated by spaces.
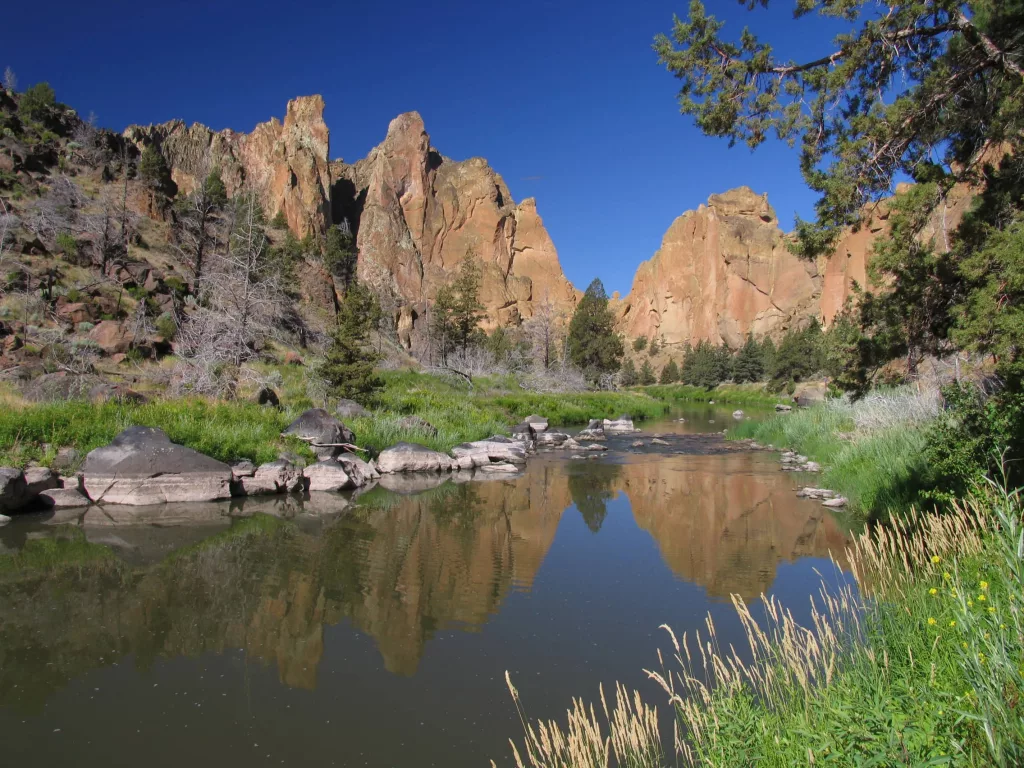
xmin=125 ymin=95 xmax=332 ymax=238
xmin=334 ymin=112 xmax=579 ymax=335
xmin=82 ymin=427 xmax=232 ymax=505
xmin=614 ymin=187 xmax=821 ymax=348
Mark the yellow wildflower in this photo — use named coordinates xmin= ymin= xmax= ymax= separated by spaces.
xmin=932 ymin=555 xmax=941 ymax=564
xmin=962 ymin=642 xmax=969 ymax=649
xmin=968 ymin=600 xmax=974 ymax=607
xmin=943 ymin=572 xmax=951 ymax=581
xmin=978 ymin=594 xmax=987 ymax=602
xmin=950 ymin=620 xmax=957 ymax=627
xmin=929 ymin=588 xmax=938 ymax=596
xmin=989 ymin=607 xmax=996 ymax=614
xmin=1001 ymin=624 xmax=1007 ymax=630
xmin=980 ymin=580 xmax=989 ymax=590
xmin=979 ymin=653 xmax=987 ymax=664
xmin=928 ymin=617 xmax=937 ymax=626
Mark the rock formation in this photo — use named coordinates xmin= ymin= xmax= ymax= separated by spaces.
xmin=124 ymin=95 xmax=332 ymax=238
xmin=333 ymin=111 xmax=579 ymax=333
xmin=613 ymin=187 xmax=821 ymax=348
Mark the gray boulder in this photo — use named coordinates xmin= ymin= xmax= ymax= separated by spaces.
xmin=733 ymin=410 xmax=745 ymax=420
xmin=603 ymin=415 xmax=636 ymax=433
xmin=450 ymin=438 xmax=528 ymax=468
xmin=376 ymin=442 xmax=454 ymax=473
xmin=82 ymin=427 xmax=233 ymax=506
xmin=576 ymin=419 xmax=606 ymax=441
xmin=283 ymin=409 xmax=356 ymax=460
xmin=303 ymin=461 xmax=353 ymax=492
xmin=50 ymin=447 xmax=82 ymax=473
xmin=38 ymin=487 xmax=90 ymax=508
xmin=524 ymin=414 xmax=549 ymax=433
xmin=0 ymin=468 xmax=29 ymax=511
xmin=478 ymin=462 xmax=522 ymax=474
xmin=230 ymin=460 xmax=257 ymax=479
xmin=336 ymin=399 xmax=371 ymax=419
xmin=535 ymin=431 xmax=570 ymax=447
xmin=25 ymin=467 xmax=60 ymax=495
xmin=241 ymin=461 xmax=305 ymax=495
xmin=338 ymin=454 xmax=380 ymax=486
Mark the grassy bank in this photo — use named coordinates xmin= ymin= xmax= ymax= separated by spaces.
xmin=505 ymin=479 xmax=1024 ymax=766
xmin=0 ymin=371 xmax=668 ymax=469
xmin=729 ymin=388 xmax=938 ymax=519
xmin=643 ymin=383 xmax=783 ymax=407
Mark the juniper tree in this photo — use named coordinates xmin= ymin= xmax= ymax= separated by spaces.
xmin=620 ymin=357 xmax=639 ymax=386
xmin=660 ymin=357 xmax=681 ymax=384
xmin=656 ymin=0 xmax=1024 ymax=387
xmin=321 ymin=282 xmax=383 ymax=403
xmin=639 ymin=359 xmax=657 ymax=385
xmin=567 ymin=278 xmax=624 ymax=380
xmin=732 ymin=334 xmax=765 ymax=383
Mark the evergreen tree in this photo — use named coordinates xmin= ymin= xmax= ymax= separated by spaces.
xmin=682 ymin=340 xmax=728 ymax=389
xmin=138 ymin=145 xmax=173 ymax=196
xmin=620 ymin=358 xmax=638 ymax=386
xmin=770 ymin=322 xmax=824 ymax=388
xmin=17 ymin=81 xmax=55 ymax=122
xmin=321 ymin=282 xmax=383 ymax=402
xmin=632 ymin=337 xmax=648 ymax=352
xmin=324 ymin=223 xmax=358 ymax=292
xmin=203 ymin=168 xmax=228 ymax=207
xmin=567 ymin=278 xmax=624 ymax=379
xmin=639 ymin=359 xmax=656 ymax=385
xmin=431 ymin=258 xmax=485 ymax=363
xmin=659 ymin=357 xmax=680 ymax=384
xmin=732 ymin=334 xmax=764 ymax=383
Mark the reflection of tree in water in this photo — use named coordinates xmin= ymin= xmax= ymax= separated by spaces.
xmin=567 ymin=461 xmax=622 ymax=533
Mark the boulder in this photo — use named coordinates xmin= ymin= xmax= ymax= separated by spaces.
xmin=603 ymin=415 xmax=636 ymax=433
xmin=88 ymin=320 xmax=133 ymax=354
xmin=50 ymin=447 xmax=82 ymax=473
xmin=450 ymin=438 xmax=528 ymax=467
xmin=822 ymin=497 xmax=848 ymax=508
xmin=337 ymin=454 xmax=380 ymax=487
xmin=535 ymin=431 xmax=570 ymax=447
xmin=576 ymin=419 xmax=606 ymax=441
xmin=82 ymin=427 xmax=232 ymax=505
xmin=0 ymin=468 xmax=29 ymax=512
xmin=733 ymin=410 xmax=745 ymax=420
xmin=241 ymin=461 xmax=305 ymax=495
xmin=651 ymin=438 xmax=670 ymax=446
xmin=524 ymin=415 xmax=549 ymax=433
xmin=38 ymin=487 xmax=90 ymax=508
xmin=376 ymin=442 xmax=454 ymax=473
xmin=775 ymin=404 xmax=793 ymax=412
xmin=282 ymin=409 xmax=355 ymax=460
xmin=631 ymin=440 xmax=645 ymax=448
xmin=336 ymin=399 xmax=371 ymax=419
xmin=24 ymin=467 xmax=60 ymax=495
xmin=230 ymin=460 xmax=257 ymax=478
xmin=478 ymin=462 xmax=522 ymax=474
xmin=303 ymin=461 xmax=353 ymax=492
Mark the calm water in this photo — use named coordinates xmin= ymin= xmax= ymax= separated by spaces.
xmin=0 ymin=407 xmax=852 ymax=767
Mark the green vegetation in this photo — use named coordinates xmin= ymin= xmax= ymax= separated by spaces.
xmin=567 ymin=278 xmax=624 ymax=381
xmin=631 ymin=336 xmax=647 ymax=352
xmin=658 ymin=358 xmax=679 ymax=384
xmin=0 ymin=370 xmax=667 ymax=468
xmin=646 ymin=383 xmax=780 ymax=407
xmin=638 ymin=359 xmax=655 ymax=385
xmin=17 ymin=81 xmax=55 ymax=122
xmin=320 ymin=282 xmax=383 ymax=402
xmin=432 ymin=258 xmax=486 ymax=363
xmin=619 ymin=358 xmax=638 ymax=386
xmin=138 ymin=145 xmax=172 ymax=195
xmin=324 ymin=223 xmax=358 ymax=291
xmin=507 ymin=481 xmax=1024 ymax=767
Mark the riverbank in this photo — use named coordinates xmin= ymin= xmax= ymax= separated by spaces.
xmin=0 ymin=370 xmax=669 ymax=470
xmin=728 ymin=387 xmax=939 ymax=520
xmin=642 ymin=382 xmax=784 ymax=407
xmin=505 ymin=478 xmax=1024 ymax=766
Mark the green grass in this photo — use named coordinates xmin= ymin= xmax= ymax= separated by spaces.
xmin=643 ymin=382 xmax=784 ymax=407
xmin=729 ymin=401 xmax=932 ymax=520
xmin=506 ymin=483 xmax=1024 ymax=767
xmin=0 ymin=527 xmax=117 ymax=577
xmin=0 ymin=370 xmax=669 ymax=468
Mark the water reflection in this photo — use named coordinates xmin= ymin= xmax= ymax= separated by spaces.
xmin=0 ymin=443 xmax=848 ymax=714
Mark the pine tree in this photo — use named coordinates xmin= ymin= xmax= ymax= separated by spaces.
xmin=639 ymin=359 xmax=656 ymax=385
xmin=324 ymin=223 xmax=358 ymax=292
xmin=17 ymin=81 xmax=55 ymax=122
xmin=321 ymin=282 xmax=383 ymax=403
xmin=138 ymin=145 xmax=173 ymax=196
xmin=203 ymin=168 xmax=228 ymax=207
xmin=431 ymin=258 xmax=485 ymax=363
xmin=732 ymin=334 xmax=764 ymax=383
xmin=567 ymin=278 xmax=624 ymax=380
xmin=682 ymin=340 xmax=728 ymax=389
xmin=659 ymin=358 xmax=680 ymax=384
xmin=620 ymin=358 xmax=638 ymax=386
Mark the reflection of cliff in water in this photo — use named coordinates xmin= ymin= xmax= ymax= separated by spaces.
xmin=620 ymin=453 xmax=850 ymax=599
xmin=0 ymin=450 xmax=849 ymax=710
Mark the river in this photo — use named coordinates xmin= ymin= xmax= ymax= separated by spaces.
xmin=0 ymin=405 xmax=852 ymax=766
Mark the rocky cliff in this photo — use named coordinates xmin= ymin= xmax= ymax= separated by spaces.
xmin=125 ymin=95 xmax=332 ymax=238
xmin=332 ymin=111 xmax=579 ymax=333
xmin=613 ymin=187 xmax=821 ymax=348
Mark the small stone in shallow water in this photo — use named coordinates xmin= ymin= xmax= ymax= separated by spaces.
xmin=822 ymin=497 xmax=848 ymax=508
xmin=650 ymin=438 xmax=669 ymax=446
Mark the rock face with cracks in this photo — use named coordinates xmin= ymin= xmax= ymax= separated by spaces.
xmin=82 ymin=427 xmax=232 ymax=505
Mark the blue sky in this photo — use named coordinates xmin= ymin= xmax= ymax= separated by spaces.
xmin=5 ymin=0 xmax=849 ymax=296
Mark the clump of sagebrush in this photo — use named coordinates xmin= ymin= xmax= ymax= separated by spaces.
xmin=504 ymin=475 xmax=1024 ymax=767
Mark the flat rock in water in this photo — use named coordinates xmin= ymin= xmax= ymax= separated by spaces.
xmin=283 ymin=409 xmax=356 ymax=460
xmin=38 ymin=487 xmax=90 ymax=508
xmin=603 ymin=415 xmax=635 ymax=433
xmin=241 ymin=461 xmax=305 ymax=495
xmin=651 ymin=438 xmax=670 ymax=446
xmin=524 ymin=415 xmax=549 ymax=433
xmin=535 ymin=432 xmax=570 ymax=447
xmin=477 ymin=462 xmax=521 ymax=474
xmin=83 ymin=427 xmax=232 ymax=506
xmin=631 ymin=440 xmax=645 ymax=448
xmin=337 ymin=454 xmax=379 ymax=486
xmin=733 ymin=410 xmax=744 ymax=420
xmin=450 ymin=439 xmax=528 ymax=467
xmin=822 ymin=497 xmax=848 ymax=508
xmin=376 ymin=442 xmax=454 ymax=473
xmin=303 ymin=462 xmax=353 ymax=492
